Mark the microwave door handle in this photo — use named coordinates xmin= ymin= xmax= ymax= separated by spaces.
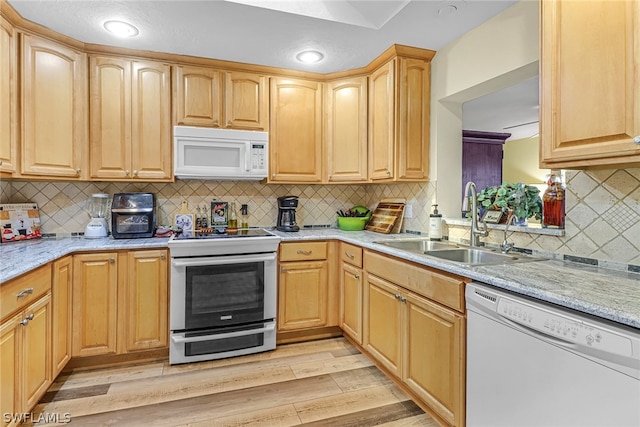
xmin=171 ymin=323 xmax=276 ymax=344
xmin=171 ymin=252 xmax=277 ymax=268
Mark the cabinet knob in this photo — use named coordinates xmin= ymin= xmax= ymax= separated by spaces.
xmin=16 ymin=288 xmax=34 ymax=298
xmin=394 ymin=293 xmax=400 ymax=300
xmin=280 ymin=267 xmax=287 ymax=273
xmin=400 ymin=296 xmax=406 ymax=303
xmin=109 ymin=257 xmax=115 ymax=263
xmin=354 ymin=274 xmax=360 ymax=279
xmin=125 ymin=170 xmax=130 ymax=176
xmin=133 ymin=170 xmax=138 ymax=176
xmin=20 ymin=319 xmax=29 ymax=326
xmin=25 ymin=313 xmax=34 ymax=321
xmin=633 ymin=136 xmax=640 ymax=144
xmin=227 ymin=120 xmax=232 ymax=126
xmin=161 ymin=254 xmax=166 ymax=260
xmin=76 ymin=168 xmax=81 ymax=175
xmin=0 ymin=160 xmax=3 ymax=165
xmin=386 ymin=170 xmax=391 ymax=175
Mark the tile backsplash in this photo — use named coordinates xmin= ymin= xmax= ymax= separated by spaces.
xmin=1 ymin=168 xmax=638 ymax=265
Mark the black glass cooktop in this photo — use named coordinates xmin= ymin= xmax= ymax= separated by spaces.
xmin=173 ymin=228 xmax=275 ymax=240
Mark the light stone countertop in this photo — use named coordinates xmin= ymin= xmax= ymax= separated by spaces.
xmin=2 ymin=229 xmax=639 ymax=329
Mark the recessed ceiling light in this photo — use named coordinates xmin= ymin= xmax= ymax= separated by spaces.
xmin=103 ymin=20 xmax=139 ymax=38
xmin=296 ymin=50 xmax=324 ymax=64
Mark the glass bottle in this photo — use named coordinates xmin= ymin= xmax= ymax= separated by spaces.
xmin=227 ymin=202 xmax=238 ymax=232
xmin=542 ymin=170 xmax=565 ymax=228
xmin=195 ymin=206 xmax=202 ymax=229
xmin=240 ymin=204 xmax=249 ymax=229
xmin=200 ymin=204 xmax=208 ymax=228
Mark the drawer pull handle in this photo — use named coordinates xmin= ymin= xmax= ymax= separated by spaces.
xmin=17 ymin=288 xmax=34 ymax=298
xmin=345 ymin=252 xmax=354 ymax=259
xmin=296 ymin=250 xmax=312 ymax=255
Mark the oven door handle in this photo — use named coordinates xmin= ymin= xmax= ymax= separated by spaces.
xmin=171 ymin=322 xmax=276 ymax=344
xmin=171 ymin=252 xmax=276 ymax=267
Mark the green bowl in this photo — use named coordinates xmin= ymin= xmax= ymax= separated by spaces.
xmin=337 ymin=216 xmax=370 ymax=231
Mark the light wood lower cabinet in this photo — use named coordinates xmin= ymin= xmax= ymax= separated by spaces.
xmin=51 ymin=256 xmax=72 ymax=377
xmin=0 ymin=266 xmax=52 ymax=425
xmin=340 ymin=242 xmax=364 ymax=344
xmin=72 ymin=253 xmax=118 ymax=357
xmin=120 ymin=250 xmax=168 ymax=352
xmin=72 ymin=249 xmax=169 ymax=357
xmin=363 ymin=249 xmax=467 ymax=427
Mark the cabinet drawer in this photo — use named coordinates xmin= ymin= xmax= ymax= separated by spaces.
xmin=340 ymin=242 xmax=363 ymax=268
xmin=279 ymin=242 xmax=327 ymax=261
xmin=1 ymin=265 xmax=51 ymax=321
xmin=364 ymin=250 xmax=467 ymax=312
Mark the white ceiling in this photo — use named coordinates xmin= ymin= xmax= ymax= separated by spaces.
xmin=7 ymin=0 xmax=538 ymax=139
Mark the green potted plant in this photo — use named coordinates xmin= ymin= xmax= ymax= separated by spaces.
xmin=477 ymin=182 xmax=542 ymax=225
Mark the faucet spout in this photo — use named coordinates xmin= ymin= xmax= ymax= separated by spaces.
xmin=463 ymin=181 xmax=488 ymax=247
xmin=500 ymin=213 xmax=516 ymax=253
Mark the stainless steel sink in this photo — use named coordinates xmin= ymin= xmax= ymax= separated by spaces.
xmin=425 ymin=248 xmax=545 ymax=266
xmin=373 ymin=238 xmax=546 ymax=266
xmin=373 ymin=239 xmax=459 ymax=253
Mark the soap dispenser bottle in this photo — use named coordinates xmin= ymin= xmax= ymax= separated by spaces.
xmin=429 ymin=204 xmax=443 ymax=241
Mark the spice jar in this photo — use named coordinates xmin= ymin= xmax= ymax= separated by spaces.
xmin=542 ymin=170 xmax=565 ymax=228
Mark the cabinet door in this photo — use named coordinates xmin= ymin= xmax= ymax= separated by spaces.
xmin=404 ymin=291 xmax=464 ymax=427
xmin=278 ymin=260 xmax=328 ymax=330
xmin=122 ymin=250 xmax=168 ymax=352
xmin=0 ymin=17 xmax=17 ymax=175
xmin=0 ymin=313 xmax=21 ymax=426
xmin=21 ymin=34 xmax=87 ymax=179
xmin=540 ymin=0 xmax=640 ymax=167
xmin=225 ymin=71 xmax=268 ymax=130
xmin=269 ymin=78 xmax=323 ymax=182
xmin=397 ymin=57 xmax=430 ymax=180
xmin=368 ymin=60 xmax=395 ymax=181
xmin=131 ymin=60 xmax=172 ymax=180
xmin=325 ymin=77 xmax=368 ymax=182
xmin=51 ymin=256 xmax=72 ymax=376
xmin=22 ymin=294 xmax=51 ymax=411
xmin=340 ymin=262 xmax=363 ymax=344
xmin=72 ymin=253 xmax=118 ymax=357
xmin=89 ymin=56 xmax=132 ymax=179
xmin=363 ymin=273 xmax=402 ymax=377
xmin=174 ymin=65 xmax=222 ymax=127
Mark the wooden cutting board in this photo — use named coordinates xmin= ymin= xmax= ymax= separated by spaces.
xmin=365 ymin=202 xmax=405 ymax=234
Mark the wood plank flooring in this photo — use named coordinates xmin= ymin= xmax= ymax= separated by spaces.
xmin=29 ymin=338 xmax=440 ymax=426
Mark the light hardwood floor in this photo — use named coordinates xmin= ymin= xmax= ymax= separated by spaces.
xmin=30 ymin=338 xmax=440 ymax=426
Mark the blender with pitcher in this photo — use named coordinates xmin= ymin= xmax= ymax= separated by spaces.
xmin=84 ymin=193 xmax=110 ymax=238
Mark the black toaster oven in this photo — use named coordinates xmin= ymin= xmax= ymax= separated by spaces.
xmin=111 ymin=193 xmax=156 ymax=239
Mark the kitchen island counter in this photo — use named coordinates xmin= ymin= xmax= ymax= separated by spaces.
xmin=1 ymin=230 xmax=638 ymax=329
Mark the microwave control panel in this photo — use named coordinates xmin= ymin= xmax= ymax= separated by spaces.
xmin=251 ymin=144 xmax=266 ymax=171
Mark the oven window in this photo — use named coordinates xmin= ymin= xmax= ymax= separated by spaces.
xmin=115 ymin=214 xmax=150 ymax=233
xmin=185 ymin=262 xmax=264 ymax=329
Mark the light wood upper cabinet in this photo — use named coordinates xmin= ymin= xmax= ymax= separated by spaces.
xmin=72 ymin=253 xmax=118 ymax=357
xmin=369 ymin=60 xmax=396 ymax=181
xmin=225 ymin=71 xmax=269 ymax=130
xmin=269 ymin=77 xmax=323 ymax=182
xmin=174 ymin=65 xmax=222 ymax=127
xmin=0 ymin=17 xmax=17 ymax=175
xmin=368 ymin=56 xmax=432 ymax=182
xmin=325 ymin=76 xmax=368 ymax=183
xmin=173 ymin=67 xmax=268 ymax=130
xmin=21 ymin=34 xmax=87 ymax=179
xmin=397 ymin=57 xmax=430 ymax=180
xmin=90 ymin=56 xmax=172 ymax=181
xmin=121 ymin=250 xmax=168 ymax=352
xmin=540 ymin=0 xmax=640 ymax=168
xmin=51 ymin=256 xmax=72 ymax=377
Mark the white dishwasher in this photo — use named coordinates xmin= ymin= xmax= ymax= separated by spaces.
xmin=466 ymin=282 xmax=640 ymax=427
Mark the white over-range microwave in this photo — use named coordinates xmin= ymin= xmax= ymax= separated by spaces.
xmin=173 ymin=126 xmax=268 ymax=180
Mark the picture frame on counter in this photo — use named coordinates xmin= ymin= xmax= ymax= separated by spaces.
xmin=175 ymin=213 xmax=194 ymax=232
xmin=481 ymin=209 xmax=504 ymax=224
xmin=211 ymin=201 xmax=228 ymax=226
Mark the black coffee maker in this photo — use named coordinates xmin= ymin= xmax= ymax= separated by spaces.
xmin=276 ymin=196 xmax=300 ymax=232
